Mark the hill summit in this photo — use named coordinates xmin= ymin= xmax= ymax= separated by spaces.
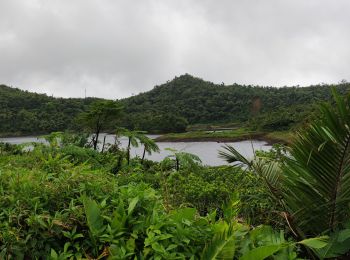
xmin=120 ymin=74 xmax=350 ymax=132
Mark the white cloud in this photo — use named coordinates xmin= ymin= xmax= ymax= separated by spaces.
xmin=0 ymin=0 xmax=349 ymax=98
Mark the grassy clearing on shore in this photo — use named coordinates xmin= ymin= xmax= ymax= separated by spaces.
xmin=264 ymin=131 xmax=295 ymax=144
xmin=155 ymin=128 xmax=293 ymax=144
xmin=156 ymin=128 xmax=259 ymax=141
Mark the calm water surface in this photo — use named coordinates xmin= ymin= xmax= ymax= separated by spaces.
xmin=0 ymin=134 xmax=272 ymax=166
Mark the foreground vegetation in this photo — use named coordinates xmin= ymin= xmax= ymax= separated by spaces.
xmin=0 ymin=135 xmax=327 ymax=259
xmin=1 ymin=89 xmax=350 ymax=259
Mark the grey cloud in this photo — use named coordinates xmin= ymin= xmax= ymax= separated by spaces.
xmin=0 ymin=0 xmax=349 ymax=98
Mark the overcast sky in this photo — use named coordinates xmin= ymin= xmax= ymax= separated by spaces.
xmin=0 ymin=0 xmax=349 ymax=99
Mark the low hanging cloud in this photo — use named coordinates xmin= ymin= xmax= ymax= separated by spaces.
xmin=0 ymin=0 xmax=349 ymax=98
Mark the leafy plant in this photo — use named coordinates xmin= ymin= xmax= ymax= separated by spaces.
xmin=164 ymin=148 xmax=202 ymax=171
xmin=77 ymin=100 xmax=123 ymax=150
xmin=219 ymin=89 xmax=350 ymax=258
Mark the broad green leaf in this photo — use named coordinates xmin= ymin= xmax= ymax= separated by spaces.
xmin=158 ymin=234 xmax=173 ymax=240
xmin=50 ymin=248 xmax=58 ymax=259
xmin=83 ymin=197 xmax=104 ymax=235
xmin=338 ymin=229 xmax=350 ymax=242
xmin=316 ymin=232 xmax=350 ymax=258
xmin=128 ymin=197 xmax=139 ymax=215
xmin=202 ymin=224 xmax=237 ymax=260
xmin=151 ymin=242 xmax=166 ymax=253
xmin=166 ymin=244 xmax=178 ymax=251
xmin=298 ymin=236 xmax=328 ymax=249
xmin=240 ymin=244 xmax=284 ymax=260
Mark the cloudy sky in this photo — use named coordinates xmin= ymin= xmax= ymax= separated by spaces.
xmin=0 ymin=0 xmax=349 ymax=99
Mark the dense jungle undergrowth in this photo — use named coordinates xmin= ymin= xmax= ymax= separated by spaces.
xmin=1 ymin=90 xmax=350 ymax=259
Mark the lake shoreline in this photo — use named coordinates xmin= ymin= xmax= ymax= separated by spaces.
xmin=155 ymin=132 xmax=292 ymax=145
xmin=1 ymin=131 xmax=292 ymax=146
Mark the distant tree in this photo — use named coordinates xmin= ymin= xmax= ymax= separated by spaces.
xmin=116 ymin=127 xmax=145 ymax=165
xmin=138 ymin=134 xmax=160 ymax=164
xmin=153 ymin=114 xmax=188 ymax=133
xmin=164 ymin=148 xmax=201 ymax=171
xmin=77 ymin=100 xmax=123 ymax=150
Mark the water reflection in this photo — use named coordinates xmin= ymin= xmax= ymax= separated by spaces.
xmin=0 ymin=134 xmax=272 ymax=166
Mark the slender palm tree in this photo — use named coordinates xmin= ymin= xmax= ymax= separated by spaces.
xmin=116 ymin=128 xmax=145 ymax=165
xmin=77 ymin=100 xmax=122 ymax=150
xmin=138 ymin=135 xmax=160 ymax=164
xmin=165 ymin=148 xmax=202 ymax=171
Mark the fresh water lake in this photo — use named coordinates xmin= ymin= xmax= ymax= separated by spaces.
xmin=0 ymin=134 xmax=272 ymax=166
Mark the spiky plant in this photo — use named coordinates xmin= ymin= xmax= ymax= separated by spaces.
xmin=284 ymin=89 xmax=350 ymax=235
xmin=220 ymin=89 xmax=350 ymax=237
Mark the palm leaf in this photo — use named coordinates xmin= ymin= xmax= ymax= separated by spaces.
xmin=219 ymin=145 xmax=282 ymax=201
xmin=283 ymin=90 xmax=350 ymax=235
xmin=218 ymin=145 xmax=252 ymax=167
xmin=201 ymin=224 xmax=237 ymax=260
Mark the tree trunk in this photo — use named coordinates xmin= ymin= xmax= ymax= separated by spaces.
xmin=141 ymin=147 xmax=146 ymax=164
xmin=93 ymin=121 xmax=101 ymax=150
xmin=93 ymin=130 xmax=100 ymax=150
xmin=127 ymin=137 xmax=131 ymax=165
xmin=101 ymin=135 xmax=107 ymax=153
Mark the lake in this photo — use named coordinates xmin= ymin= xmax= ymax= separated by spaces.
xmin=0 ymin=134 xmax=272 ymax=166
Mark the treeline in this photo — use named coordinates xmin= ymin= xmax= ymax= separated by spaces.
xmin=0 ymin=85 xmax=98 ymax=135
xmin=1 ymin=75 xmax=350 ymax=135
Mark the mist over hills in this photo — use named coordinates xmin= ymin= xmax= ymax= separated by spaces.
xmin=1 ymin=74 xmax=350 ymax=135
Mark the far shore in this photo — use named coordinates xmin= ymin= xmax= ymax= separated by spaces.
xmin=0 ymin=130 xmax=293 ymax=145
xmin=155 ymin=132 xmax=291 ymax=145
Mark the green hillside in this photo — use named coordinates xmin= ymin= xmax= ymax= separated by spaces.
xmin=0 ymin=85 xmax=98 ymax=135
xmin=120 ymin=74 xmax=350 ymax=132
xmin=1 ymin=75 xmax=350 ymax=135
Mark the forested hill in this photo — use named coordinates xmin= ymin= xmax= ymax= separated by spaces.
xmin=0 ymin=84 xmax=98 ymax=135
xmin=120 ymin=74 xmax=350 ymax=132
xmin=1 ymin=75 xmax=350 ymax=135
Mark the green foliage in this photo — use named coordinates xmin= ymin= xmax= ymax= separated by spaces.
xmin=77 ymin=100 xmax=123 ymax=150
xmin=282 ymin=89 xmax=350 ymax=236
xmin=2 ymin=75 xmax=350 ymax=135
xmin=164 ymin=148 xmax=202 ymax=171
xmin=116 ymin=127 xmax=147 ymax=165
xmin=219 ymin=90 xmax=350 ymax=258
xmin=202 ymin=222 xmax=328 ymax=260
xmin=138 ymin=134 xmax=160 ymax=163
xmin=120 ymin=74 xmax=350 ymax=132
xmin=0 ymin=138 xmax=334 ymax=259
xmin=4 ymin=87 xmax=350 ymax=258
xmin=0 ymin=142 xmax=23 ymax=155
xmin=0 ymin=84 xmax=99 ymax=135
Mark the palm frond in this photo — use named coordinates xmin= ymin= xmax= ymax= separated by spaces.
xmin=218 ymin=145 xmax=252 ymax=167
xmin=283 ymin=89 xmax=350 ymax=235
xmin=201 ymin=224 xmax=237 ymax=260
xmin=219 ymin=145 xmax=283 ymax=201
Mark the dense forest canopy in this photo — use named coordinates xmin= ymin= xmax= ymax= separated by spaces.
xmin=1 ymin=75 xmax=350 ymax=135
xmin=118 ymin=74 xmax=350 ymax=132
xmin=0 ymin=85 xmax=99 ymax=135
